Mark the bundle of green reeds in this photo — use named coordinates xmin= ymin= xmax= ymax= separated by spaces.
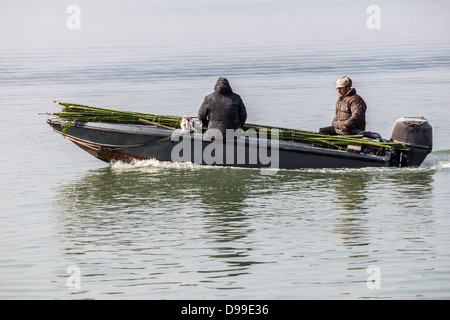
xmin=47 ymin=101 xmax=409 ymax=152
xmin=244 ymin=123 xmax=410 ymax=152
xmin=50 ymin=101 xmax=184 ymax=129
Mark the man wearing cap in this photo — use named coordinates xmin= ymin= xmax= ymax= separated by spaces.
xmin=198 ymin=77 xmax=247 ymax=138
xmin=320 ymin=76 xmax=367 ymax=135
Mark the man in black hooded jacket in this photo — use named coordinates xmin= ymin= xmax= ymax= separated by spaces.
xmin=198 ymin=77 xmax=247 ymax=138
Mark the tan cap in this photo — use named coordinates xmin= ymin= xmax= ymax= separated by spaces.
xmin=336 ymin=76 xmax=352 ymax=88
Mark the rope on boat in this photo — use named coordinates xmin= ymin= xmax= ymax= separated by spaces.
xmin=54 ymin=126 xmax=192 ymax=151
xmin=54 ymin=130 xmax=144 ymax=149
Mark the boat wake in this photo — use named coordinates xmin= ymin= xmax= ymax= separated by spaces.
xmin=108 ymin=150 xmax=450 ymax=175
xmin=429 ymin=160 xmax=450 ymax=170
xmin=423 ymin=150 xmax=450 ymax=170
xmin=109 ymin=158 xmax=203 ymax=172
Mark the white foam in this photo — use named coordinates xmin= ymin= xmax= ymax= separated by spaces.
xmin=109 ymin=158 xmax=202 ymax=171
xmin=107 ymin=153 xmax=450 ymax=174
xmin=430 ymin=160 xmax=450 ymax=170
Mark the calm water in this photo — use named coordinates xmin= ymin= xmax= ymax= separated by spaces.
xmin=1 ymin=0 xmax=450 ymax=299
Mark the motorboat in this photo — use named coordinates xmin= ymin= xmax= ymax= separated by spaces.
xmin=45 ymin=102 xmax=433 ymax=170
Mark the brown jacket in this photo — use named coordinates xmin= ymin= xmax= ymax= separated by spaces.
xmin=332 ymin=88 xmax=367 ymax=133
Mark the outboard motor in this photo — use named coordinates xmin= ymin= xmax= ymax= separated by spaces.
xmin=390 ymin=117 xmax=433 ymax=167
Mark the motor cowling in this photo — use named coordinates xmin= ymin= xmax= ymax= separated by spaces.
xmin=389 ymin=117 xmax=432 ymax=167
xmin=390 ymin=117 xmax=433 ymax=149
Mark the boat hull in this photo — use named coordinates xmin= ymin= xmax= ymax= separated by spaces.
xmin=47 ymin=119 xmax=430 ymax=169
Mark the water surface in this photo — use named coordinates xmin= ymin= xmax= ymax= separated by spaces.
xmin=1 ymin=0 xmax=450 ymax=299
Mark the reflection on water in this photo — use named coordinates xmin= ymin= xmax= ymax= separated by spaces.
xmin=332 ymin=168 xmax=435 ymax=246
xmin=52 ymin=159 xmax=441 ymax=298
xmin=328 ymin=168 xmax=436 ymax=296
xmin=54 ymin=162 xmax=266 ymax=296
xmin=332 ymin=172 xmax=372 ymax=263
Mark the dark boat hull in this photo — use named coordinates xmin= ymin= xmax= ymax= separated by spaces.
xmin=47 ymin=119 xmax=431 ymax=169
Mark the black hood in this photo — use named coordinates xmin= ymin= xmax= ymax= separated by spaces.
xmin=214 ymin=81 xmax=233 ymax=95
